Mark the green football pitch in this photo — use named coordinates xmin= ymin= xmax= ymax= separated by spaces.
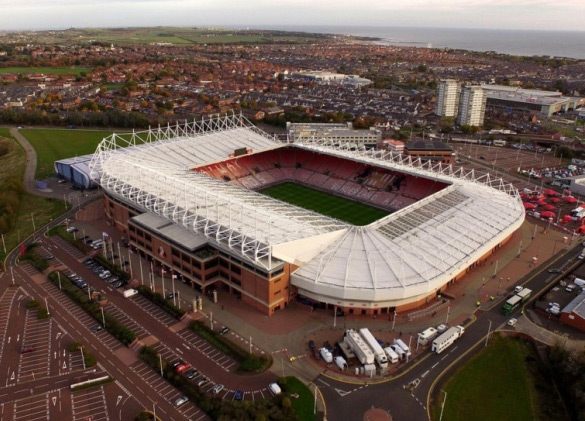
xmin=260 ymin=182 xmax=389 ymax=226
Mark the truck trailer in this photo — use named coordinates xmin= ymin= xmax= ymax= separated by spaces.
xmin=344 ymin=330 xmax=375 ymax=365
xmin=393 ymin=338 xmax=412 ymax=359
xmin=431 ymin=326 xmax=465 ymax=354
xmin=502 ymin=295 xmax=522 ymax=315
xmin=516 ymin=288 xmax=532 ymax=302
xmin=359 ymin=328 xmax=389 ymax=368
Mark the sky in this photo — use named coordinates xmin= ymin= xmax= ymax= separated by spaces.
xmin=0 ymin=0 xmax=584 ymax=32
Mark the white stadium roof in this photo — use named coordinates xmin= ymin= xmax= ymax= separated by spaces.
xmin=91 ymin=114 xmax=525 ymax=307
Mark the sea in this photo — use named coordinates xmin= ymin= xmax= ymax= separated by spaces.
xmin=240 ymin=25 xmax=585 ymax=60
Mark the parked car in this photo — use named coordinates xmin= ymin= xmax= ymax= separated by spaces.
xmin=234 ymin=390 xmax=244 ymax=401
xmin=173 ymin=396 xmax=188 ymax=407
xmin=197 ymin=378 xmax=208 ymax=387
xmin=507 ymin=318 xmax=518 ymax=327
xmin=20 ymin=346 xmax=35 ymax=354
xmin=175 ymin=363 xmax=191 ymax=374
xmin=183 ymin=368 xmax=197 ymax=379
xmin=170 ymin=359 xmax=184 ymax=368
xmin=219 ymin=327 xmax=230 ymax=335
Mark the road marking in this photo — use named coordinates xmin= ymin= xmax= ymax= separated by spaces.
xmin=317 ymin=378 xmax=330 ymax=387
xmin=421 ymin=370 xmax=430 ymax=378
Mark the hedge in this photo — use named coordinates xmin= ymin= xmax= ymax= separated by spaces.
xmin=137 ymin=285 xmax=185 ymax=319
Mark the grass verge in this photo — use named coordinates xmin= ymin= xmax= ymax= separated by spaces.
xmin=278 ymin=376 xmax=320 ymax=421
xmin=67 ymin=341 xmax=97 ymax=368
xmin=260 ymin=181 xmax=388 ymax=225
xmin=188 ymin=321 xmax=272 ymax=373
xmin=20 ymin=128 xmax=112 ymax=179
xmin=0 ymin=66 xmax=92 ymax=76
xmin=0 ymin=131 xmax=66 ymax=262
xmin=431 ymin=334 xmax=568 ymax=421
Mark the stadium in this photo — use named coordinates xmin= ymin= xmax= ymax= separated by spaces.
xmin=90 ymin=114 xmax=525 ymax=316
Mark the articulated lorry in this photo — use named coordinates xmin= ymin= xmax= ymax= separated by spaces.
xmin=431 ymin=325 xmax=465 ymax=354
xmin=344 ymin=330 xmax=375 ymax=365
xmin=359 ymin=328 xmax=388 ymax=368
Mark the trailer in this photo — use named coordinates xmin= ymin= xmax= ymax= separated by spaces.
xmin=502 ymin=295 xmax=522 ymax=315
xmin=359 ymin=328 xmax=388 ymax=368
xmin=383 ymin=346 xmax=399 ymax=364
xmin=392 ymin=338 xmax=412 ymax=359
xmin=431 ymin=326 xmax=465 ymax=354
xmin=344 ymin=330 xmax=375 ymax=365
xmin=417 ymin=327 xmax=438 ymax=346
xmin=516 ymin=288 xmax=532 ymax=302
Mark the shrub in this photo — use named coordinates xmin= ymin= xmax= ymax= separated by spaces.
xmin=188 ymin=321 xmax=271 ymax=373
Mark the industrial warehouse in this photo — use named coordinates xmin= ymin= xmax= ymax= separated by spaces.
xmin=88 ymin=114 xmax=525 ymax=316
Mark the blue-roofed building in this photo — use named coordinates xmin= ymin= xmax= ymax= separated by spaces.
xmin=54 ymin=153 xmax=96 ymax=189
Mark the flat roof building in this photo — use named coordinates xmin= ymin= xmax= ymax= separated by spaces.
xmin=481 ymin=84 xmax=584 ymax=117
xmin=405 ymin=139 xmax=455 ymax=164
xmin=287 ymin=122 xmax=382 ymax=147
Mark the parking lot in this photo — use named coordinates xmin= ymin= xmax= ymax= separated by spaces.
xmin=130 ymin=294 xmax=178 ymax=326
xmin=42 ymin=280 xmax=123 ymax=352
xmin=11 ymin=392 xmax=49 ymax=421
xmin=17 ymin=309 xmax=53 ymax=382
xmin=51 ymin=236 xmax=86 ymax=261
xmin=150 ymin=339 xmax=269 ymax=402
xmin=129 ymin=357 xmax=206 ymax=420
xmin=177 ymin=328 xmax=237 ymax=372
xmin=71 ymin=386 xmax=110 ymax=421
xmin=0 ymin=288 xmax=19 ymax=366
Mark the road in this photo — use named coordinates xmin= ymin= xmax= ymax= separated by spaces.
xmin=313 ymin=243 xmax=583 ymax=421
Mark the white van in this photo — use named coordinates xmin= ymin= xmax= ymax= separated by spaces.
xmin=383 ymin=346 xmax=399 ymax=364
xmin=123 ymin=288 xmax=138 ymax=298
xmin=391 ymin=344 xmax=405 ymax=360
xmin=268 ymin=382 xmax=282 ymax=395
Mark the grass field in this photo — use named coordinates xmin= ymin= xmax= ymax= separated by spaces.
xmin=0 ymin=131 xmax=65 ymax=261
xmin=20 ymin=128 xmax=112 ymax=179
xmin=432 ymin=335 xmax=540 ymax=421
xmin=0 ymin=67 xmax=92 ymax=76
xmin=26 ymin=27 xmax=327 ymax=46
xmin=260 ymin=182 xmax=388 ymax=225
xmin=279 ymin=377 xmax=319 ymax=421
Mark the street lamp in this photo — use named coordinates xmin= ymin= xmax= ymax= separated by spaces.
xmin=439 ymin=390 xmax=448 ymax=421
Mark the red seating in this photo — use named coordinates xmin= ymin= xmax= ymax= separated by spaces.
xmin=193 ymin=146 xmax=448 ymax=212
